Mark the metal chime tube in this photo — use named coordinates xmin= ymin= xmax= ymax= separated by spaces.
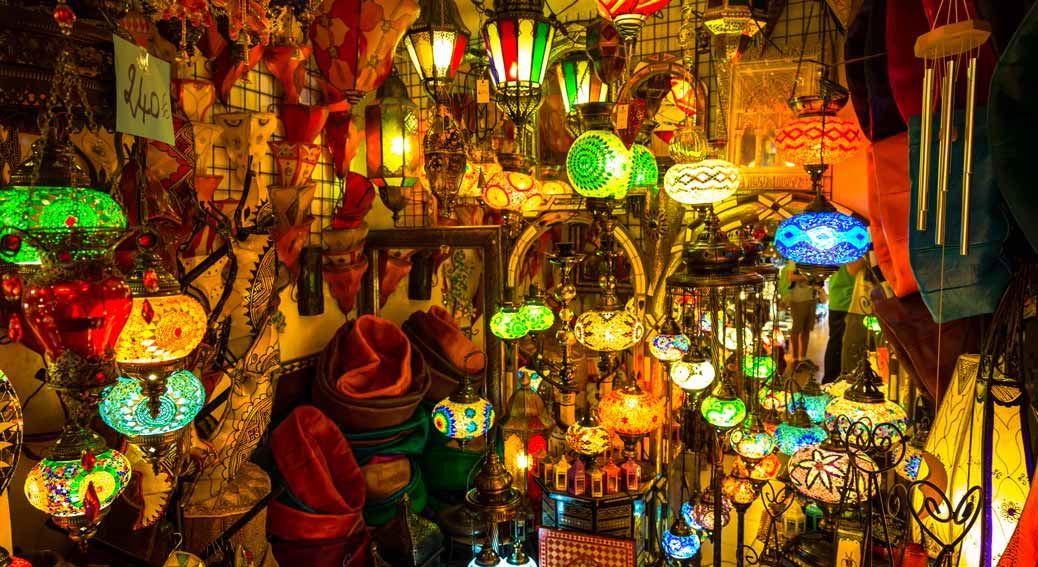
xmin=960 ymin=56 xmax=978 ymax=256
xmin=917 ymin=65 xmax=935 ymax=231
xmin=934 ymin=59 xmax=956 ymax=246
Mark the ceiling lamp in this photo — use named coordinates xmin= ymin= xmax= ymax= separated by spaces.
xmin=824 ymin=360 xmax=909 ymax=447
xmin=556 ymin=49 xmax=609 ymax=117
xmin=728 ymin=414 xmax=775 ymax=461
xmin=626 ymin=143 xmax=658 ymax=195
xmin=482 ymin=0 xmax=556 ymax=129
xmin=700 ymin=377 xmax=747 ymax=430
xmin=432 ymin=374 xmax=496 ymax=442
xmin=741 ymin=354 xmax=775 ymax=380
xmin=663 ymin=158 xmax=740 ymax=206
xmin=598 ymin=373 xmax=665 ymax=458
xmin=702 ymin=0 xmax=766 ymax=37
xmin=566 ymin=129 xmax=632 ymax=200
xmin=596 ymin=0 xmax=672 ymax=43
xmin=366 ymin=72 xmax=421 ymax=224
xmin=566 ymin=411 xmax=611 ymax=458
xmin=24 ymin=426 xmax=132 ymax=543
xmin=518 ymin=287 xmax=555 ymax=332
xmin=491 ymin=292 xmax=531 ymax=340
xmin=669 ymin=344 xmax=716 ymax=392
xmin=662 ymin=515 xmax=701 ymax=560
xmin=403 ymin=0 xmax=470 ymax=100
xmin=774 ymin=403 xmax=828 ymax=456
xmin=649 ymin=314 xmax=690 ymax=362
xmin=787 ymin=444 xmax=874 ymax=505
xmin=774 ymin=194 xmax=870 ymax=284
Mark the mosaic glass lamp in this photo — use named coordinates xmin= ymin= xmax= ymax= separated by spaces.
xmin=491 ymin=294 xmax=530 ymax=341
xmin=670 ymin=346 xmax=716 ymax=392
xmin=737 ymin=454 xmax=781 ymax=484
xmin=573 ymin=306 xmax=644 ymax=353
xmin=792 ymin=379 xmax=832 ymax=423
xmin=757 ymin=379 xmax=793 ymax=413
xmin=824 ymin=359 xmax=909 ymax=448
xmin=99 ymin=371 xmax=205 ymax=439
xmin=775 ymin=204 xmax=870 ymax=274
xmin=0 ymin=142 xmax=127 ymax=267
xmin=566 ymin=130 xmax=632 ymax=199
xmin=482 ymin=169 xmax=539 ymax=212
xmin=24 ymin=426 xmax=132 ymax=542
xmin=432 ymin=375 xmax=495 ymax=442
xmin=626 ymin=143 xmax=659 ymax=195
xmin=700 ymin=378 xmax=747 ymax=430
xmin=776 ymin=114 xmax=863 ymax=168
xmin=599 ymin=373 xmax=665 ymax=458
xmin=722 ymin=474 xmax=758 ymax=508
xmin=787 ymin=444 xmax=873 ymax=505
xmin=403 ymin=0 xmax=470 ymax=98
xmin=728 ymin=414 xmax=776 ymax=461
xmin=663 ymin=158 xmax=740 ymax=206
xmin=565 ymin=411 xmax=611 ymax=458
xmin=482 ymin=0 xmax=556 ymax=127
xmin=662 ymin=516 xmax=701 ymax=560
xmin=742 ymin=355 xmax=775 ymax=380
xmin=518 ymin=288 xmax=554 ymax=332
xmin=683 ymin=492 xmax=732 ymax=532
xmin=556 ymin=49 xmax=608 ymax=115
xmin=366 ymin=72 xmax=421 ymax=205
xmin=774 ymin=404 xmax=828 ymax=456
xmin=649 ymin=315 xmax=690 ymax=362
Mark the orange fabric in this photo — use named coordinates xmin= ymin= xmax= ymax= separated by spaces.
xmin=335 ymin=315 xmax=413 ymax=398
xmin=378 ymin=253 xmax=412 ymax=307
xmin=406 ymin=306 xmax=486 ymax=374
xmin=868 ymin=133 xmax=918 ymax=297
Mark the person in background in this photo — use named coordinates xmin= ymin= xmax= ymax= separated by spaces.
xmin=823 ymin=263 xmax=855 ymax=383
xmin=779 ymin=261 xmax=816 ymax=373
xmin=841 ymin=255 xmax=874 ymax=375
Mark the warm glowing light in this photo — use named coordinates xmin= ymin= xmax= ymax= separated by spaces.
xmin=25 ymin=447 xmax=131 ymax=517
xmin=627 ymin=144 xmax=658 ymax=194
xmin=565 ymin=421 xmax=611 ymax=456
xmin=742 ymin=355 xmax=775 ymax=379
xmin=599 ymin=385 xmax=665 ymax=437
xmin=556 ymin=51 xmax=608 ymax=114
xmin=650 ymin=332 xmax=691 ymax=362
xmin=100 ymin=371 xmax=205 ymax=437
xmin=566 ymin=130 xmax=632 ymax=199
xmin=775 ymin=114 xmax=864 ymax=167
xmin=722 ymin=475 xmax=757 ymax=506
xmin=573 ymin=308 xmax=644 ymax=352
xmin=403 ymin=0 xmax=469 ymax=95
xmin=728 ymin=420 xmax=776 ymax=460
xmin=786 ymin=445 xmax=873 ymax=505
xmin=723 ymin=326 xmax=754 ymax=351
xmin=758 ymin=381 xmax=793 ymax=412
xmin=482 ymin=171 xmax=539 ymax=212
xmin=115 ymin=294 xmax=207 ymax=365
xmin=670 ymin=357 xmax=716 ymax=391
xmin=825 ymin=397 xmax=909 ymax=444
xmin=663 ymin=159 xmax=740 ymax=206
xmin=431 ymin=396 xmax=495 ymax=440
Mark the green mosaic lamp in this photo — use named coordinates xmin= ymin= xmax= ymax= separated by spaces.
xmin=565 ymin=130 xmax=631 ymax=199
xmin=742 ymin=355 xmax=776 ymax=380
xmin=518 ymin=287 xmax=554 ymax=332
xmin=0 ymin=141 xmax=126 ymax=266
xmin=491 ymin=290 xmax=530 ymax=340
xmin=701 ymin=377 xmax=747 ymax=430
xmin=626 ymin=143 xmax=659 ymax=196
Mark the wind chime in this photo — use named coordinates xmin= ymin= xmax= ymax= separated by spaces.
xmin=913 ymin=3 xmax=990 ymax=255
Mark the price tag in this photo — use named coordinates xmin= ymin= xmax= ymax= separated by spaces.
xmin=477 ymin=79 xmax=491 ymax=103
xmin=615 ymin=103 xmax=629 ymax=130
xmin=114 ymin=34 xmax=174 ymax=144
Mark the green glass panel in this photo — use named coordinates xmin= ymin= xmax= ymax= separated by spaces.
xmin=100 ymin=370 xmax=205 ymax=436
xmin=530 ymin=21 xmax=549 ymax=83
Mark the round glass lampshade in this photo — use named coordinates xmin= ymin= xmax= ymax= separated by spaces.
xmin=627 ymin=144 xmax=658 ymax=194
xmin=787 ymin=445 xmax=873 ymax=504
xmin=519 ymin=297 xmax=554 ymax=332
xmin=99 ymin=371 xmax=205 ymax=437
xmin=599 ymin=386 xmax=665 ymax=437
xmin=723 ymin=326 xmax=754 ymax=351
xmin=758 ymin=382 xmax=793 ymax=412
xmin=792 ymin=389 xmax=832 ymax=424
xmin=573 ymin=308 xmax=644 ymax=353
xmin=670 ymin=357 xmax=716 ymax=392
xmin=775 ymin=211 xmax=870 ymax=267
xmin=743 ymin=453 xmax=781 ymax=483
xmin=0 ymin=185 xmax=127 ymax=265
xmin=565 ymin=421 xmax=611 ymax=456
xmin=649 ymin=331 xmax=691 ymax=362
xmin=25 ymin=447 xmax=131 ymax=517
xmin=742 ymin=355 xmax=775 ymax=379
xmin=700 ymin=388 xmax=747 ymax=430
xmin=490 ymin=304 xmax=529 ymax=340
xmin=566 ymin=130 xmax=632 ymax=199
xmin=114 ymin=294 xmax=207 ymax=365
xmin=722 ymin=475 xmax=757 ymax=506
xmin=432 ymin=396 xmax=495 ymax=440
xmin=774 ymin=421 xmax=828 ymax=456
xmin=728 ymin=420 xmax=776 ymax=460
xmin=662 ymin=524 xmax=700 ymax=559
xmin=668 ymin=124 xmax=709 ymax=163
xmin=683 ymin=496 xmax=732 ymax=532
xmin=662 ymin=159 xmax=740 ymax=206
xmin=825 ymin=395 xmax=910 ymax=442
xmin=775 ymin=114 xmax=864 ymax=167
xmin=482 ymin=170 xmax=539 ymax=212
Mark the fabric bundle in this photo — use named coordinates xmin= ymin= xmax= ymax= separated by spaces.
xmin=403 ymin=306 xmax=486 ymax=401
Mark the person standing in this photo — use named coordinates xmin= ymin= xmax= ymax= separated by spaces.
xmin=841 ymin=256 xmax=873 ymax=375
xmin=779 ymin=261 xmax=816 ymax=372
xmin=823 ymin=264 xmax=855 ymax=383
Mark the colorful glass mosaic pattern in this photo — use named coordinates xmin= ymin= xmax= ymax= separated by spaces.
xmin=670 ymin=358 xmax=716 ymax=391
xmin=825 ymin=396 xmax=909 ymax=442
xmin=787 ymin=446 xmax=873 ymax=505
xmin=482 ymin=170 xmax=539 ymax=212
xmin=775 ymin=115 xmax=864 ymax=166
xmin=573 ymin=308 xmax=644 ymax=352
xmin=793 ymin=390 xmax=832 ymax=424
xmin=519 ymin=297 xmax=555 ymax=332
xmin=701 ymin=393 xmax=747 ymax=429
xmin=25 ymin=448 xmax=132 ymax=517
xmin=662 ymin=528 xmax=700 ymax=559
xmin=650 ymin=332 xmax=691 ymax=362
xmin=728 ymin=423 xmax=776 ymax=460
xmin=722 ymin=475 xmax=757 ymax=506
xmin=775 ymin=211 xmax=870 ymax=267
xmin=483 ymin=15 xmax=555 ymax=91
xmin=99 ymin=371 xmax=205 ymax=437
xmin=774 ymin=422 xmax=828 ymax=455
xmin=663 ymin=159 xmax=740 ymax=206
xmin=599 ymin=387 xmax=665 ymax=437
xmin=115 ymin=294 xmax=207 ymax=364
xmin=566 ymin=130 xmax=632 ymax=199
xmin=0 ymin=185 xmax=127 ymax=265
xmin=683 ymin=498 xmax=732 ymax=532
xmin=742 ymin=355 xmax=775 ymax=379
xmin=627 ymin=144 xmax=658 ymax=193
xmin=565 ymin=422 xmax=611 ymax=456
xmin=491 ymin=304 xmax=529 ymax=340
xmin=556 ymin=51 xmax=609 ymax=114
xmin=431 ymin=397 xmax=495 ymax=440
xmin=758 ymin=382 xmax=793 ymax=412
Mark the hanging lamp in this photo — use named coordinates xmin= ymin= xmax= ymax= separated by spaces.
xmin=366 ymin=71 xmax=421 ymax=224
xmin=403 ymin=0 xmax=470 ymax=101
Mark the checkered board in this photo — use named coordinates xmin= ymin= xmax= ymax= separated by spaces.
xmin=538 ymin=527 xmax=635 ymax=567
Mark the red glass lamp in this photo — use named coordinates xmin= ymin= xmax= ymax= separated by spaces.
xmin=596 ymin=0 xmax=672 ymax=42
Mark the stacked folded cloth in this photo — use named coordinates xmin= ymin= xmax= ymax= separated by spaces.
xmin=314 ymin=315 xmax=431 ymax=525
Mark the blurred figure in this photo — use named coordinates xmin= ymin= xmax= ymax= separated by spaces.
xmin=780 ymin=261 xmax=816 ymax=372
xmin=823 ymin=263 xmax=856 ymax=383
xmin=841 ymin=256 xmax=874 ymax=375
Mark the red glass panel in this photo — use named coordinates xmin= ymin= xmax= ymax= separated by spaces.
xmin=500 ymin=19 xmax=519 ymax=81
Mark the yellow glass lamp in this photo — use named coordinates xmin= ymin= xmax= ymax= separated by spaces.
xmin=403 ymin=0 xmax=470 ymax=98
xmin=728 ymin=414 xmax=776 ymax=461
xmin=824 ymin=360 xmax=909 ymax=449
xmin=565 ymin=411 xmax=611 ymax=458
xmin=663 ymin=158 xmax=740 ymax=206
xmin=722 ymin=474 xmax=758 ymax=508
xmin=573 ymin=306 xmax=644 ymax=354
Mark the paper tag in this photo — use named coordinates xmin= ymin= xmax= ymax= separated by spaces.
xmin=477 ymin=79 xmax=491 ymax=103
xmin=114 ymin=34 xmax=174 ymax=144
xmin=615 ymin=103 xmax=629 ymax=129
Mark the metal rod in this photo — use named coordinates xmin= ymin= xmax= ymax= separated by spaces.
xmin=713 ymin=436 xmax=723 ymax=567
xmin=961 ymin=56 xmax=978 ymax=256
xmin=934 ymin=59 xmax=956 ymax=246
xmin=736 ymin=507 xmax=746 ymax=567
xmin=917 ymin=65 xmax=935 ymax=231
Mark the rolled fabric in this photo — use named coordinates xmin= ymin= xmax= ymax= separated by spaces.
xmin=868 ymin=133 xmax=918 ymax=297
xmin=404 ymin=306 xmax=486 ymax=375
xmin=335 ymin=315 xmax=412 ymax=399
xmin=268 ymin=405 xmax=370 ymax=567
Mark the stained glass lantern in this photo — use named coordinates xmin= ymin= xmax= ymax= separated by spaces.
xmin=741 ymin=355 xmax=775 ymax=379
xmin=565 ymin=412 xmax=611 ymax=457
xmin=649 ymin=315 xmax=690 ymax=362
xmin=774 ymin=407 xmax=828 ymax=456
xmin=424 ymin=107 xmax=468 ymax=216
xmin=775 ymin=114 xmax=864 ymax=168
xmin=702 ymin=0 xmax=766 ymax=36
xmin=728 ymin=415 xmax=775 ymax=461
xmin=403 ymin=0 xmax=470 ymax=98
xmin=662 ymin=158 xmax=740 ymax=206
xmin=775 ymin=205 xmax=870 ymax=275
xmin=662 ymin=516 xmax=701 ymax=560
xmin=24 ymin=426 xmax=132 ymax=542
xmin=556 ymin=50 xmax=609 ymax=115
xmin=566 ymin=130 xmax=632 ymax=199
xmin=366 ymin=72 xmax=421 ymax=202
xmin=670 ymin=348 xmax=716 ymax=392
xmin=787 ymin=445 xmax=874 ymax=505
xmin=573 ymin=306 xmax=644 ymax=353
xmin=596 ymin=0 xmax=672 ymax=42
xmin=491 ymin=298 xmax=530 ymax=340
xmin=518 ymin=289 xmax=554 ymax=332
xmin=627 ymin=143 xmax=658 ymax=195
xmin=700 ymin=379 xmax=747 ymax=430
xmin=432 ymin=375 xmax=496 ymax=442
xmin=501 ymin=374 xmax=554 ymax=479
xmin=482 ymin=0 xmax=556 ymax=127
xmin=824 ymin=360 xmax=909 ymax=448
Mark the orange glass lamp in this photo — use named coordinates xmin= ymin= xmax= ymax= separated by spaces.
xmin=776 ymin=114 xmax=863 ymax=169
xmin=566 ymin=411 xmax=611 ymax=458
xmin=596 ymin=0 xmax=672 ymax=42
xmin=482 ymin=156 xmax=540 ymax=213
xmin=599 ymin=373 xmax=665 ymax=461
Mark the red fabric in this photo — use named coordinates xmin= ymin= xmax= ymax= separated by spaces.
xmin=324 ymin=255 xmax=368 ymax=313
xmin=378 ymin=253 xmax=413 ymax=307
xmin=405 ymin=306 xmax=486 ymax=374
xmin=333 ymin=173 xmax=376 ymax=229
xmin=867 ymin=132 xmax=918 ymax=297
xmin=210 ymin=44 xmax=265 ymax=103
xmin=998 ymin=468 xmax=1038 ymax=567
xmin=335 ymin=314 xmax=413 ymax=398
xmin=264 ymin=45 xmax=311 ymax=105
xmin=268 ymin=406 xmax=370 ymax=567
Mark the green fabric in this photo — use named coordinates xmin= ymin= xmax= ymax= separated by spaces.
xmin=343 ymin=407 xmax=429 ymax=465
xmin=363 ymin=458 xmax=427 ymax=526
xmin=827 ymin=266 xmax=855 ymax=312
xmin=419 ymin=405 xmax=483 ymax=493
xmin=778 ymin=262 xmax=794 ymax=299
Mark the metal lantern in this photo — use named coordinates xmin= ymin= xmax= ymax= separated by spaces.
xmin=482 ymin=0 xmax=557 ymax=128
xmin=424 ymin=105 xmax=469 ymax=216
xmin=501 ymin=374 xmax=554 ymax=479
xmin=366 ymin=72 xmax=421 ymax=222
xmin=556 ymin=49 xmax=609 ymax=117
xmin=403 ymin=0 xmax=470 ymax=99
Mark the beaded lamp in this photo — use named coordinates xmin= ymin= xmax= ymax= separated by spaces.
xmin=599 ymin=373 xmax=665 ymax=459
xmin=565 ymin=411 xmax=611 ymax=458
xmin=668 ymin=123 xmax=710 ymax=163
xmin=722 ymin=474 xmax=758 ymax=508
xmin=774 ymin=404 xmax=828 ymax=456
xmin=573 ymin=307 xmax=644 ymax=353
xmin=776 ymin=114 xmax=863 ymax=168
xmin=786 ymin=443 xmax=874 ymax=505
xmin=662 ymin=516 xmax=701 ymax=560
xmin=649 ymin=314 xmax=691 ymax=362
xmin=662 ymin=158 xmax=740 ymax=206
xmin=775 ymin=200 xmax=870 ymax=281
xmin=683 ymin=491 xmax=732 ymax=532
xmin=700 ymin=377 xmax=747 ymax=430
xmin=669 ymin=346 xmax=716 ymax=392
xmin=824 ymin=359 xmax=909 ymax=448
xmin=793 ymin=379 xmax=832 ymax=423
xmin=432 ymin=375 xmax=495 ymax=442
xmin=566 ymin=129 xmax=632 ymax=199
xmin=482 ymin=161 xmax=540 ymax=213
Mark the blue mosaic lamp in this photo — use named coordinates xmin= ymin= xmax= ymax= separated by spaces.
xmin=662 ymin=516 xmax=701 ymax=559
xmin=792 ymin=379 xmax=832 ymax=423
xmin=649 ymin=315 xmax=691 ymax=362
xmin=775 ymin=194 xmax=869 ymax=283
